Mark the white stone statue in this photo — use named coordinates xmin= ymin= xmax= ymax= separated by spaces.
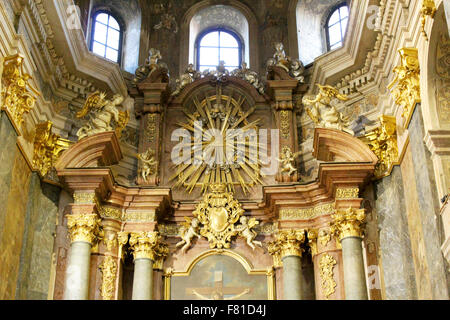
xmin=171 ymin=63 xmax=201 ymax=96
xmin=76 ymin=91 xmax=126 ymax=140
xmin=267 ymin=42 xmax=305 ymax=82
xmin=176 ymin=217 xmax=201 ymax=254
xmin=136 ymin=148 xmax=158 ymax=182
xmin=235 ymin=216 xmax=262 ymax=250
xmin=303 ymin=84 xmax=354 ymax=135
xmin=231 ymin=62 xmax=265 ymax=94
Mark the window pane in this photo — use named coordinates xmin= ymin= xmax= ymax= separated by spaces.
xmin=330 ymin=43 xmax=341 ymax=50
xmin=200 ymin=47 xmax=219 ymax=66
xmin=220 ymin=32 xmax=238 ymax=48
xmin=328 ymin=24 xmax=341 ymax=46
xmin=199 ymin=66 xmax=213 ymax=72
xmin=106 ymin=47 xmax=118 ymax=62
xmin=107 ymin=28 xmax=120 ymax=49
xmin=92 ymin=42 xmax=106 ymax=56
xmin=96 ymin=13 xmax=109 ymax=25
xmin=94 ymin=22 xmax=107 ymax=43
xmin=339 ymin=6 xmax=349 ymax=19
xmin=108 ymin=16 xmax=120 ymax=30
xmin=341 ymin=17 xmax=348 ymax=36
xmin=200 ymin=31 xmax=219 ymax=47
xmin=328 ymin=11 xmax=340 ymax=26
xmin=220 ymin=48 xmax=239 ymax=67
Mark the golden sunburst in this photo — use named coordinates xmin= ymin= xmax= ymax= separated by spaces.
xmin=169 ymin=86 xmax=264 ymax=194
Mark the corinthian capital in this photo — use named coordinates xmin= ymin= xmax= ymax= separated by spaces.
xmin=330 ymin=207 xmax=366 ymax=240
xmin=66 ymin=214 xmax=102 ymax=244
xmin=268 ymin=229 xmax=306 ymax=261
xmin=129 ymin=231 xmax=168 ymax=261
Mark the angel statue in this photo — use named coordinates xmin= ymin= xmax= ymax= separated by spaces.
xmin=136 ymin=148 xmax=158 ymax=182
xmin=133 ymin=48 xmax=163 ymax=85
xmin=302 ymin=84 xmax=354 ymax=135
xmin=171 ymin=63 xmax=201 ymax=96
xmin=175 ymin=217 xmax=201 ymax=254
xmin=76 ymin=91 xmax=128 ymax=140
xmin=266 ymin=43 xmax=305 ymax=82
xmin=278 ymin=146 xmax=300 ymax=176
xmin=231 ymin=62 xmax=265 ymax=94
xmin=235 ymin=216 xmax=262 ymax=250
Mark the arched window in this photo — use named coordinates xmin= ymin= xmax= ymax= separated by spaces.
xmin=90 ymin=11 xmax=122 ymax=63
xmin=325 ymin=3 xmax=349 ymax=51
xmin=196 ymin=29 xmax=242 ymax=72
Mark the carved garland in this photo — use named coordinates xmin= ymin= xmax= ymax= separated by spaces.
xmin=319 ymin=254 xmax=337 ymax=299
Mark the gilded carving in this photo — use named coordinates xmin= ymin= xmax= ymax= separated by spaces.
xmin=128 ymin=231 xmax=169 ymax=261
xmin=66 ymin=214 xmax=102 ymax=244
xmin=303 ymin=84 xmax=354 ymax=135
xmin=319 ymin=229 xmax=331 ymax=247
xmin=98 ymin=206 xmax=122 ymax=220
xmin=76 ymin=91 xmax=129 ymax=140
xmin=145 ymin=113 xmax=157 ymax=143
xmin=103 ymin=232 xmax=117 ymax=251
xmin=361 ymin=115 xmax=399 ymax=178
xmin=330 ymin=207 xmax=366 ymax=240
xmin=335 ymin=187 xmax=359 ymax=199
xmin=307 ymin=229 xmax=318 ymax=256
xmin=278 ymin=146 xmax=300 ymax=176
xmin=73 ymin=192 xmax=97 ymax=204
xmin=279 ymin=203 xmax=335 ymax=220
xmin=420 ymin=0 xmax=436 ymax=41
xmin=388 ymin=48 xmax=420 ymax=127
xmin=319 ymin=254 xmax=337 ymax=299
xmin=268 ymin=229 xmax=306 ymax=266
xmin=123 ymin=211 xmax=156 ymax=222
xmin=280 ymin=110 xmax=290 ymax=139
xmin=136 ymin=148 xmax=158 ymax=182
xmin=99 ymin=256 xmax=117 ymax=300
xmin=33 ymin=121 xmax=71 ymax=177
xmin=1 ymin=54 xmax=40 ymax=129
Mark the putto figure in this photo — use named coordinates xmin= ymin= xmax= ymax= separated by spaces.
xmin=133 ymin=48 xmax=166 ymax=85
xmin=303 ymin=84 xmax=354 ymax=135
xmin=235 ymin=216 xmax=262 ymax=250
xmin=136 ymin=148 xmax=158 ymax=182
xmin=76 ymin=91 xmax=128 ymax=140
xmin=176 ymin=217 xmax=201 ymax=254
xmin=278 ymin=146 xmax=301 ymax=176
xmin=231 ymin=62 xmax=265 ymax=94
xmin=171 ymin=63 xmax=201 ymax=96
xmin=267 ymin=42 xmax=305 ymax=82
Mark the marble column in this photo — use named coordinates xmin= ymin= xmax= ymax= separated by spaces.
xmin=129 ymin=231 xmax=168 ymax=300
xmin=331 ymin=207 xmax=368 ymax=300
xmin=63 ymin=213 xmax=101 ymax=300
xmin=269 ymin=229 xmax=306 ymax=300
xmin=444 ymin=0 xmax=450 ymax=35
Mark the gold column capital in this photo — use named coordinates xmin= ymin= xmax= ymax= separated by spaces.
xmin=66 ymin=213 xmax=102 ymax=244
xmin=268 ymin=229 xmax=306 ymax=262
xmin=307 ymin=229 xmax=318 ymax=256
xmin=128 ymin=231 xmax=168 ymax=261
xmin=330 ymin=207 xmax=366 ymax=240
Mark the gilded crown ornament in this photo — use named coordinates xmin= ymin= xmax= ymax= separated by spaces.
xmin=330 ymin=207 xmax=366 ymax=240
xmin=388 ymin=48 xmax=420 ymax=127
xmin=33 ymin=121 xmax=71 ymax=177
xmin=66 ymin=213 xmax=102 ymax=244
xmin=1 ymin=53 xmax=40 ymax=130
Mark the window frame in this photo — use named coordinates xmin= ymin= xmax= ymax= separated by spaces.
xmin=325 ymin=2 xmax=349 ymax=52
xmin=195 ymin=27 xmax=244 ymax=72
xmin=90 ymin=10 xmax=124 ymax=65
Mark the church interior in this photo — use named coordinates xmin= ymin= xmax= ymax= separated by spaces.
xmin=0 ymin=0 xmax=449 ymax=300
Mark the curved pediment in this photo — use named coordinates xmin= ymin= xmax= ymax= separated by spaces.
xmin=55 ymin=131 xmax=123 ymax=170
xmin=313 ymin=128 xmax=378 ymax=163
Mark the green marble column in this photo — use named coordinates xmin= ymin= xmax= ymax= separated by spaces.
xmin=132 ymin=258 xmax=154 ymax=300
xmin=282 ymin=255 xmax=303 ymax=300
xmin=64 ymin=241 xmax=92 ymax=300
xmin=341 ymin=237 xmax=368 ymax=300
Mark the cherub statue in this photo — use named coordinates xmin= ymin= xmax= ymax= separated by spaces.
xmin=231 ymin=62 xmax=265 ymax=94
xmin=153 ymin=13 xmax=178 ymax=33
xmin=278 ymin=146 xmax=300 ymax=176
xmin=266 ymin=43 xmax=305 ymax=82
xmin=303 ymin=84 xmax=354 ymax=135
xmin=171 ymin=63 xmax=201 ymax=96
xmin=272 ymin=42 xmax=290 ymax=72
xmin=235 ymin=216 xmax=262 ymax=250
xmin=76 ymin=91 xmax=127 ymax=140
xmin=176 ymin=217 xmax=201 ymax=254
xmin=136 ymin=148 xmax=157 ymax=182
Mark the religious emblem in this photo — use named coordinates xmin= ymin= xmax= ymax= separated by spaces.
xmin=76 ymin=91 xmax=129 ymax=140
xmin=176 ymin=183 xmax=261 ymax=251
xmin=169 ymin=85 xmax=263 ymax=194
